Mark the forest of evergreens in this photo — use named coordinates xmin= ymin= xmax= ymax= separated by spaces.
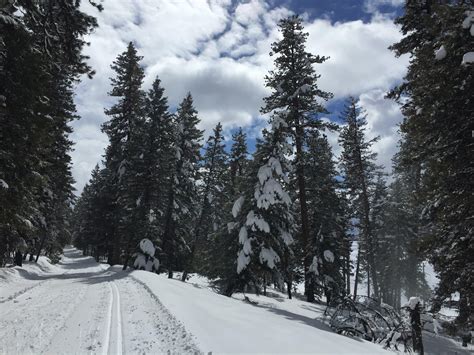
xmin=1 ymin=0 xmax=472 ymax=331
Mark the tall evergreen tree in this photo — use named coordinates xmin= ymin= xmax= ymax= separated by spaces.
xmin=0 ymin=0 xmax=99 ymax=264
xmin=207 ymin=128 xmax=249 ymax=296
xmin=389 ymin=0 xmax=473 ymax=326
xmin=262 ymin=15 xmax=333 ymax=302
xmin=102 ymin=42 xmax=146 ymax=266
xmin=72 ymin=165 xmax=109 ymax=259
xmin=304 ymin=131 xmax=349 ymax=304
xmin=232 ymin=120 xmax=294 ymax=295
xmin=161 ymin=93 xmax=202 ymax=278
xmin=142 ymin=77 xmax=174 ymax=248
xmin=181 ymin=122 xmax=229 ymax=281
xmin=339 ymin=97 xmax=380 ymax=300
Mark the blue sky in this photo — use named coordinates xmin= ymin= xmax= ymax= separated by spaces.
xmin=72 ymin=0 xmax=408 ymax=193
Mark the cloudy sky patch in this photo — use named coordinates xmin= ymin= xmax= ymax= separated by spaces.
xmin=71 ymin=0 xmax=407 ymax=193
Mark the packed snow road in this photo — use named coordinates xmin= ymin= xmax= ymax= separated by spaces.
xmin=0 ymin=247 xmax=199 ymax=354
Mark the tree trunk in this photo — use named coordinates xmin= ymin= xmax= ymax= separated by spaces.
xmin=35 ymin=233 xmax=47 ymax=263
xmin=287 ymin=281 xmax=292 ymax=299
xmin=181 ymin=202 xmax=208 ymax=282
xmin=122 ymin=254 xmax=130 ymax=270
xmin=351 ymin=115 xmax=378 ymax=300
xmin=367 ymin=267 xmax=371 ymax=298
xmin=353 ymin=246 xmax=361 ymax=299
xmin=162 ymin=186 xmax=176 ymax=277
xmin=410 ymin=301 xmax=424 ymax=355
xmin=14 ymin=251 xmax=22 ymax=266
xmin=359 ymin=175 xmax=379 ymax=300
xmin=263 ymin=274 xmax=267 ymax=297
xmin=108 ymin=239 xmax=122 ymax=265
xmin=294 ymin=125 xmax=314 ymax=302
xmin=458 ymin=292 xmax=469 ymax=325
xmin=346 ymin=253 xmax=351 ymax=296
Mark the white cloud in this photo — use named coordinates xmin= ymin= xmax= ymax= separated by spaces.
xmin=305 ymin=16 xmax=407 ymax=98
xmin=358 ymin=89 xmax=402 ymax=174
xmin=72 ymin=0 xmax=407 ymax=193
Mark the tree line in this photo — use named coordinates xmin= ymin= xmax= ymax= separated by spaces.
xmin=1 ymin=0 xmax=472 ymax=329
xmin=72 ymin=17 xmax=428 ymax=308
xmin=0 ymin=0 xmax=101 ymax=263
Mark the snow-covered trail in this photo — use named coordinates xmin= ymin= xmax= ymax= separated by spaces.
xmin=0 ymin=247 xmax=199 ymax=355
xmin=3 ymin=248 xmax=467 ymax=354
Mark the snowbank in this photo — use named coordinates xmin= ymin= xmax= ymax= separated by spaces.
xmin=0 ymin=255 xmax=63 ymax=303
xmin=0 ymin=247 xmax=107 ymax=303
xmin=131 ymin=271 xmax=390 ymax=354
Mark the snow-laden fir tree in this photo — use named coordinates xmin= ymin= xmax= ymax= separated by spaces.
xmin=206 ymin=128 xmax=249 ymax=296
xmin=262 ymin=15 xmax=333 ymax=302
xmin=34 ymin=66 xmax=78 ymax=262
xmin=102 ymin=42 xmax=147 ymax=266
xmin=338 ymin=97 xmax=380 ymax=300
xmin=161 ymin=93 xmax=203 ymax=278
xmin=389 ymin=0 xmax=473 ymax=327
xmin=0 ymin=0 xmax=99 ymax=264
xmin=304 ymin=130 xmax=349 ymax=304
xmin=133 ymin=238 xmax=160 ymax=273
xmin=142 ymin=77 xmax=174 ymax=248
xmin=181 ymin=122 xmax=229 ymax=281
xmin=232 ymin=120 xmax=294 ymax=296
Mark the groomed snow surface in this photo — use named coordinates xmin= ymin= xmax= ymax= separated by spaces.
xmin=0 ymin=247 xmax=470 ymax=354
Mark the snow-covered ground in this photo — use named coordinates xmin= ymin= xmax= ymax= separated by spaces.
xmin=0 ymin=248 xmax=198 ymax=354
xmin=0 ymin=247 xmax=471 ymax=354
xmin=133 ymin=272 xmax=388 ymax=354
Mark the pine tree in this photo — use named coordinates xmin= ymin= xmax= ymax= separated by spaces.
xmin=161 ymin=93 xmax=203 ymax=278
xmin=389 ymin=1 xmax=473 ymax=326
xmin=72 ymin=165 xmax=110 ymax=260
xmin=102 ymin=42 xmax=146 ymax=266
xmin=229 ymin=128 xmax=248 ymax=193
xmin=304 ymin=130 xmax=349 ymax=304
xmin=34 ymin=65 xmax=78 ymax=262
xmin=261 ymin=15 xmax=333 ymax=302
xmin=142 ymin=77 xmax=174 ymax=249
xmin=338 ymin=97 xmax=380 ymax=300
xmin=0 ymin=0 xmax=99 ymax=264
xmin=232 ymin=120 xmax=294 ymax=296
xmin=206 ymin=128 xmax=249 ymax=296
xmin=181 ymin=122 xmax=229 ymax=281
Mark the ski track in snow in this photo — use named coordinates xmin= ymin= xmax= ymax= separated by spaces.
xmin=106 ymin=281 xmax=123 ymax=355
xmin=0 ymin=247 xmax=201 ymax=355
